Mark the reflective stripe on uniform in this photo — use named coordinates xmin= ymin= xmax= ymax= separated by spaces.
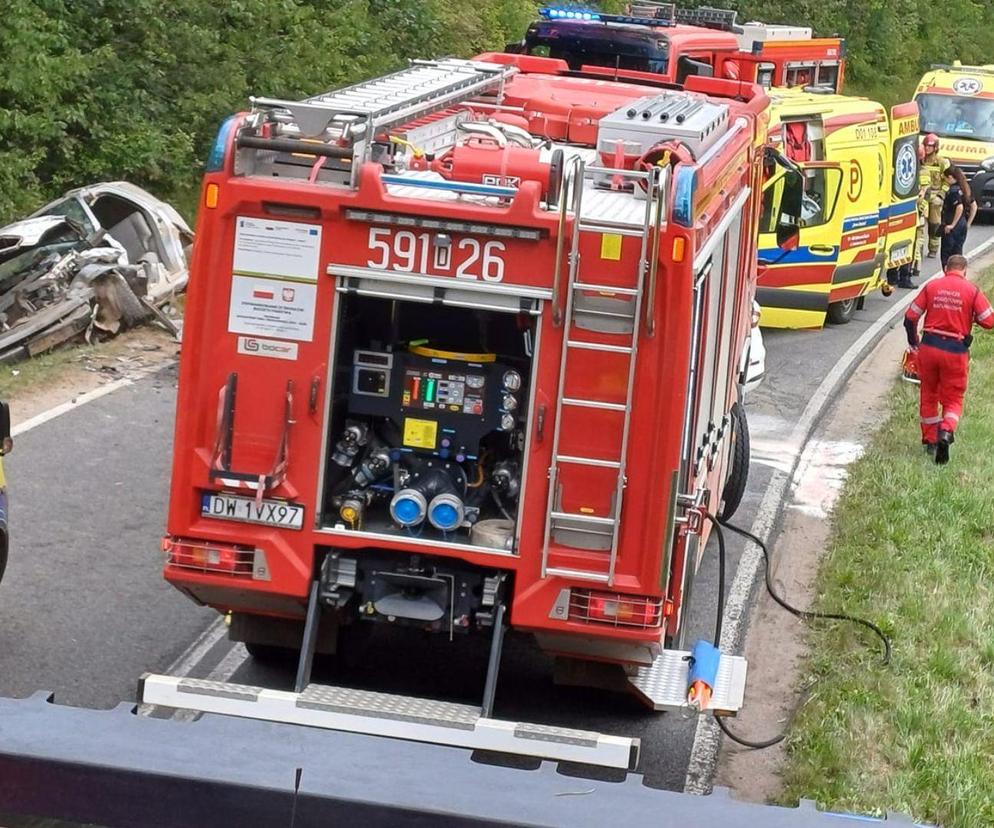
xmin=910 ymin=302 xmax=925 ymax=315
xmin=978 ymin=307 xmax=993 ymax=322
xmin=947 ymin=411 xmax=961 ymax=422
xmin=920 ymin=415 xmax=942 ymax=424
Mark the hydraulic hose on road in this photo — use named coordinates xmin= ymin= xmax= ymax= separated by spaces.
xmin=705 ymin=514 xmax=892 ymax=749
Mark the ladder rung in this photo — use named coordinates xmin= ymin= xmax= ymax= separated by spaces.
xmin=555 ymin=455 xmax=622 ymax=469
xmin=551 ymin=511 xmax=616 ymax=527
xmin=545 ymin=567 xmax=612 ymax=584
xmin=578 ymin=222 xmax=646 ymax=237
xmin=574 ymin=308 xmax=636 ymax=320
xmin=573 ymin=282 xmax=639 ymax=296
xmin=584 ymin=165 xmax=653 ymax=181
xmin=562 ymin=397 xmax=627 ymax=412
xmin=566 ymin=340 xmax=633 ymax=354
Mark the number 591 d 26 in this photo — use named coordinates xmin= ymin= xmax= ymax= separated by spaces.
xmin=366 ymin=228 xmax=507 ymax=282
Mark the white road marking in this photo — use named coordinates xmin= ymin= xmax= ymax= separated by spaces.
xmin=206 ymin=642 xmax=250 ymax=683
xmin=170 ymin=643 xmax=250 ymax=722
xmin=138 ymin=617 xmax=227 ymax=718
xmin=684 ymin=233 xmax=994 ymax=793
xmin=165 ymin=616 xmax=227 ymax=676
xmin=11 ymin=353 xmax=181 ymax=437
xmin=12 ymin=378 xmax=134 ymax=436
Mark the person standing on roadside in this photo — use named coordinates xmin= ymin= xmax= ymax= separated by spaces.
xmin=940 ymin=166 xmax=976 ymax=268
xmin=920 ymin=134 xmax=949 ymax=258
xmin=904 ymin=254 xmax=994 ymax=464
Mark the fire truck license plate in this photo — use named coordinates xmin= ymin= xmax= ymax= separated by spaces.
xmin=201 ymin=494 xmax=304 ymax=530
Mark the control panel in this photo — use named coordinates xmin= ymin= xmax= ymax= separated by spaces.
xmin=401 ymin=367 xmax=487 ymax=416
xmin=348 ymin=349 xmax=523 ymax=454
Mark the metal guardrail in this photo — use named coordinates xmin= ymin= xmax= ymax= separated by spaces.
xmin=0 ymin=692 xmax=927 ymax=827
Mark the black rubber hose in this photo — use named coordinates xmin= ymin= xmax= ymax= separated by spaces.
xmin=706 ymin=514 xmax=892 ymax=750
xmin=704 ymin=513 xmax=726 ymax=647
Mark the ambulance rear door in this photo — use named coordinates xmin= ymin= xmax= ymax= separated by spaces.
xmin=883 ymin=102 xmax=922 ymax=276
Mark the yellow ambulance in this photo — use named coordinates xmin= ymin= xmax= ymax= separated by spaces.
xmin=757 ymin=89 xmax=920 ymax=328
xmin=915 ymin=63 xmax=994 ymax=210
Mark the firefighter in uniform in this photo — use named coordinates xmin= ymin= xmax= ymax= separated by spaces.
xmin=904 ymin=254 xmax=994 ymax=464
xmin=920 ymin=134 xmax=950 ymax=258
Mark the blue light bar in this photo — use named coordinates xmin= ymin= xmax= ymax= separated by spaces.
xmin=539 ymin=7 xmax=602 ymax=21
xmin=538 ymin=7 xmax=673 ymax=26
xmin=205 ymin=115 xmax=236 ymax=172
xmin=673 ymin=166 xmax=697 ymax=227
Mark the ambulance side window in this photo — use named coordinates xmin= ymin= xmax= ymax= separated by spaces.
xmin=759 ymin=176 xmax=785 ymax=235
xmin=799 ymin=167 xmax=842 ymax=228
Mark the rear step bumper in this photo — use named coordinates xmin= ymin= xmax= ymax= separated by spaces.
xmin=139 ymin=649 xmax=748 ymax=771
xmin=140 ymin=674 xmax=640 ymax=770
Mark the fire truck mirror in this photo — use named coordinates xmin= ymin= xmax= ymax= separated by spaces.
xmin=676 ymin=56 xmax=715 ymax=85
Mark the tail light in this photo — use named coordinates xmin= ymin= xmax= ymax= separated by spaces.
xmin=163 ymin=537 xmax=255 ymax=577
xmin=569 ymin=589 xmax=664 ymax=629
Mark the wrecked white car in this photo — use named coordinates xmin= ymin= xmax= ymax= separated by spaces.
xmin=0 ymin=182 xmax=191 ymax=362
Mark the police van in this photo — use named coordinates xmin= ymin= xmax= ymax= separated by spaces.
xmin=757 ymin=90 xmax=920 ymax=328
xmin=915 ymin=63 xmax=994 ymax=210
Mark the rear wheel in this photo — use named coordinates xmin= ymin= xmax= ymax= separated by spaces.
xmin=719 ymin=403 xmax=750 ymax=521
xmin=826 ymin=297 xmax=857 ymax=325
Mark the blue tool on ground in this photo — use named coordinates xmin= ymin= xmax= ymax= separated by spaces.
xmin=687 ymin=639 xmax=722 ymax=711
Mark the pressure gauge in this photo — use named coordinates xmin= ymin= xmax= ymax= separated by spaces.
xmin=466 ymin=375 xmax=485 ymax=390
xmin=502 ymin=370 xmax=522 ymax=391
xmin=501 ymin=392 xmax=518 ymax=412
xmin=500 ymin=413 xmax=516 ymax=431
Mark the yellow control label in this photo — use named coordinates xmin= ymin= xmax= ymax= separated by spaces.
xmin=600 ymin=233 xmax=623 ymax=261
xmin=403 ymin=418 xmax=438 ymax=449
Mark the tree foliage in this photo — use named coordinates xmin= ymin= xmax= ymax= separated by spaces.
xmin=0 ymin=0 xmax=547 ymax=224
xmin=0 ymin=0 xmax=987 ymax=224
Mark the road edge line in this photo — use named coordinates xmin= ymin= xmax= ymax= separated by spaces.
xmin=683 ymin=236 xmax=994 ymax=794
xmin=12 ymin=378 xmax=134 ymax=436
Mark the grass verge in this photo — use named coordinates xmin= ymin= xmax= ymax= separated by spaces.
xmin=779 ymin=265 xmax=994 ymax=827
xmin=0 ymin=346 xmax=96 ymax=402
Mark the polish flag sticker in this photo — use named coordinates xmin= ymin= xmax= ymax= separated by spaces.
xmin=253 ymin=287 xmax=275 ymax=300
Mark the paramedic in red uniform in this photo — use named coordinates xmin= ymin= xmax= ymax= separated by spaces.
xmin=904 ymin=254 xmax=994 ymax=464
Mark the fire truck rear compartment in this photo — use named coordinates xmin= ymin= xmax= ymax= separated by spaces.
xmin=321 ymin=292 xmax=535 ymax=552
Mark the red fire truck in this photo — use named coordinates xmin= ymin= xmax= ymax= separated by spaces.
xmin=155 ymin=53 xmax=801 ymax=757
xmin=508 ymin=4 xmax=846 ymax=93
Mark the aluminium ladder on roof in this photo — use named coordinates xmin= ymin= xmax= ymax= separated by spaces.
xmin=248 ymin=58 xmax=518 ymax=184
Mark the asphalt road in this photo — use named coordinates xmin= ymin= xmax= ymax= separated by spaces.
xmin=1 ymin=225 xmax=992 ymax=791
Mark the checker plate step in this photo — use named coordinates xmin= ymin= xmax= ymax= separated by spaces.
xmin=140 ymin=673 xmax=639 ymax=770
xmin=627 ymin=649 xmax=748 ymax=713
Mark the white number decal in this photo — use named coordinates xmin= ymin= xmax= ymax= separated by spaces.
xmin=393 ymin=230 xmax=416 ymax=272
xmin=455 ymin=238 xmax=482 ymax=280
xmin=482 ymin=241 xmax=506 ymax=282
xmin=367 ymin=227 xmax=391 ymax=269
xmin=366 ymin=228 xmax=506 ymax=282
